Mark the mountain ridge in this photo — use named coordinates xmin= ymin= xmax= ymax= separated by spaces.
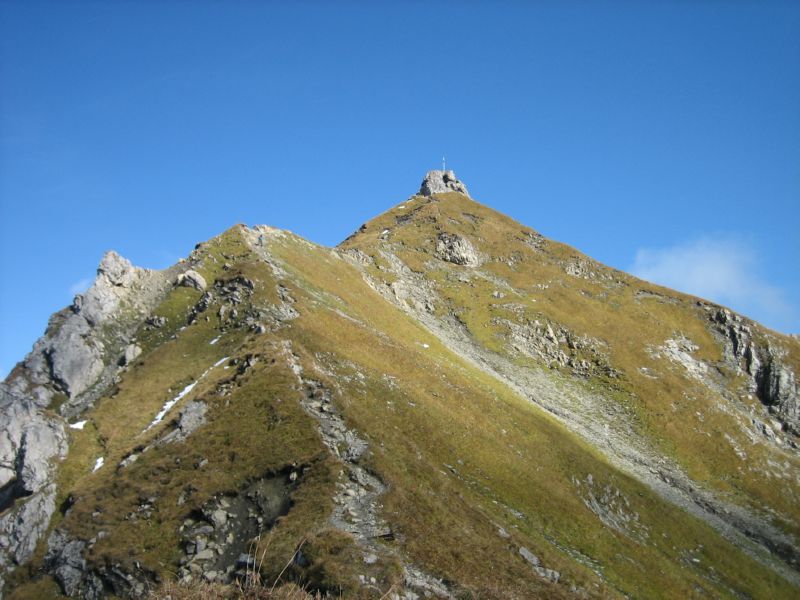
xmin=1 ymin=172 xmax=798 ymax=599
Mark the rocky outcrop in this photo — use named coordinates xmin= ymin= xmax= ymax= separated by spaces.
xmin=45 ymin=529 xmax=157 ymax=599
xmin=419 ymin=170 xmax=470 ymax=197
xmin=0 ymin=382 xmax=67 ymax=592
xmin=711 ymin=308 xmax=799 ymax=433
xmin=75 ymin=251 xmax=143 ymax=326
xmin=757 ymin=362 xmax=798 ymax=432
xmin=45 ymin=531 xmax=100 ymax=598
xmin=435 ymin=233 xmax=483 ymax=267
xmin=0 ymin=389 xmax=67 ymax=510
xmin=497 ymin=317 xmax=618 ymax=378
xmin=518 ymin=547 xmax=560 ymax=583
xmin=651 ymin=336 xmax=709 ymax=381
xmin=177 ymin=470 xmax=298 ymax=585
xmin=0 ymin=250 xmax=178 ymax=593
xmin=177 ymin=270 xmax=207 ymax=292
xmin=6 ymin=250 xmax=168 ymax=410
xmin=119 ymin=344 xmax=142 ymax=367
xmin=188 ymin=270 xmax=298 ymax=335
xmin=0 ymin=483 xmax=58 ymax=592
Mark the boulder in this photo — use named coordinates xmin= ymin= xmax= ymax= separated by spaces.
xmin=519 ymin=546 xmax=560 ymax=583
xmin=177 ymin=270 xmax=207 ymax=291
xmin=436 ymin=233 xmax=483 ymax=267
xmin=519 ymin=546 xmax=540 ymax=566
xmin=158 ymin=401 xmax=208 ymax=445
xmin=120 ymin=344 xmax=142 ymax=366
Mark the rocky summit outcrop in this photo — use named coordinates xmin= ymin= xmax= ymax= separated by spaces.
xmin=419 ymin=170 xmax=470 ymax=197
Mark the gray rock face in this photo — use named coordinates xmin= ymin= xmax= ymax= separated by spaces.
xmin=0 ymin=483 xmax=58 ymax=591
xmin=77 ymin=251 xmax=140 ymax=326
xmin=46 ymin=530 xmax=91 ymax=597
xmin=45 ymin=529 xmax=151 ymax=599
xmin=0 ymin=389 xmax=67 ymax=592
xmin=47 ymin=325 xmax=105 ymax=398
xmin=0 ymin=391 xmax=68 ymax=501
xmin=435 ymin=233 xmax=482 ymax=267
xmin=519 ymin=546 xmax=540 ymax=566
xmin=9 ymin=249 xmax=170 ymax=411
xmin=0 ymin=384 xmax=67 ymax=524
xmin=177 ymin=269 xmax=207 ymax=291
xmin=419 ymin=170 xmax=470 ymax=197
xmin=712 ymin=308 xmax=799 ymax=433
xmin=98 ymin=250 xmax=137 ymax=288
xmin=1 ymin=250 xmax=175 ymax=592
xmin=120 ymin=344 xmax=142 ymax=366
xmin=757 ymin=361 xmax=798 ymax=430
xmin=24 ymin=250 xmax=151 ymax=400
xmin=654 ymin=336 xmax=708 ymax=381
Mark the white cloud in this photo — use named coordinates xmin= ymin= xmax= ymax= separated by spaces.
xmin=630 ymin=236 xmax=794 ymax=332
xmin=68 ymin=277 xmax=93 ymax=297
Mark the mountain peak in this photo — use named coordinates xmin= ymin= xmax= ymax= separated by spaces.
xmin=3 ymin=174 xmax=800 ymax=599
xmin=419 ymin=169 xmax=470 ymax=197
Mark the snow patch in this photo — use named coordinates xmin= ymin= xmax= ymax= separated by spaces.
xmin=145 ymin=382 xmax=198 ymax=431
xmin=69 ymin=420 xmax=88 ymax=430
xmin=93 ymin=457 xmax=104 ymax=472
xmin=143 ymin=357 xmax=229 ymax=432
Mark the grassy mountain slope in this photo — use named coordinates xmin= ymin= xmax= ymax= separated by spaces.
xmin=5 ymin=186 xmax=799 ymax=599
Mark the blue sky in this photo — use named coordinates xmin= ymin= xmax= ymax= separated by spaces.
xmin=1 ymin=1 xmax=799 ymax=377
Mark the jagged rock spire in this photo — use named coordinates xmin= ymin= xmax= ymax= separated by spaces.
xmin=419 ymin=170 xmax=470 ymax=197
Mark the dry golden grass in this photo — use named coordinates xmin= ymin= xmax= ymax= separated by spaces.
xmin=150 ymin=581 xmax=323 ymax=600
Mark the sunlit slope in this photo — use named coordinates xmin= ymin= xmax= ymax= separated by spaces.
xmin=10 ymin=210 xmax=798 ymax=598
xmin=339 ymin=192 xmax=800 ymax=574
